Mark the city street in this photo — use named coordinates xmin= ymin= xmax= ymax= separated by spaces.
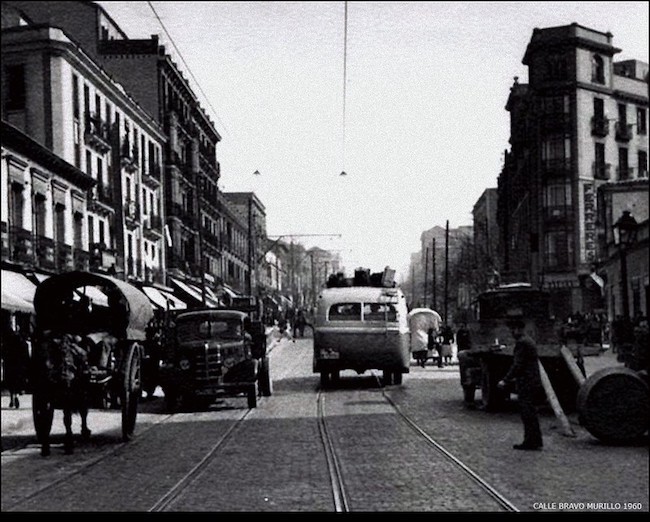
xmin=2 ymin=334 xmax=647 ymax=512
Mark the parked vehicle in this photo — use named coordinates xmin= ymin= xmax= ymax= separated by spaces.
xmin=31 ymin=270 xmax=153 ymax=454
xmin=457 ymin=283 xmax=601 ymax=411
xmin=159 ymin=306 xmax=271 ymax=410
xmin=313 ymin=268 xmax=410 ymax=386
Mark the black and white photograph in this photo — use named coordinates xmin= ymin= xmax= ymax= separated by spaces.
xmin=1 ymin=0 xmax=648 ymax=513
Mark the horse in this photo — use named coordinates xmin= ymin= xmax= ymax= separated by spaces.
xmin=32 ymin=333 xmax=92 ymax=457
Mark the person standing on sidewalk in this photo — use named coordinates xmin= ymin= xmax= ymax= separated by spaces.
xmin=1 ymin=313 xmax=30 ymax=409
xmin=498 ymin=318 xmax=544 ymax=451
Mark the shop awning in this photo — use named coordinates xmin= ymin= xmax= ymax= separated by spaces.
xmin=170 ymin=277 xmax=219 ymax=307
xmin=142 ymin=286 xmax=188 ymax=311
xmin=218 ymin=284 xmax=239 ymax=298
xmin=1 ymin=270 xmax=37 ymax=313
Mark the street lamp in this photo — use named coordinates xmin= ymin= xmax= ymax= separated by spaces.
xmin=612 ymin=210 xmax=638 ymax=321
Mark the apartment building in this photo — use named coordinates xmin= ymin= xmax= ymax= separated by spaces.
xmin=498 ymin=23 xmax=648 ymax=319
xmin=5 ymin=0 xmax=229 ymax=303
xmin=1 ymin=11 xmax=166 ymax=288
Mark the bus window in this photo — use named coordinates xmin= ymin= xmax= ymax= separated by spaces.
xmin=328 ymin=303 xmax=361 ymax=321
xmin=363 ymin=303 xmax=397 ymax=321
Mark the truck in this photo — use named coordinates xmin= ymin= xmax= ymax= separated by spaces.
xmin=159 ymin=296 xmax=272 ymax=411
xmin=457 ymin=283 xmax=601 ymax=412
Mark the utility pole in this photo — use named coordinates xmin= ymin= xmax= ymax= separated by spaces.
xmin=423 ymin=247 xmax=429 ymax=308
xmin=246 ymin=193 xmax=253 ymax=295
xmin=411 ymin=265 xmax=415 ymax=308
xmin=444 ymin=220 xmax=449 ymax=325
xmin=432 ymin=238 xmax=436 ymax=311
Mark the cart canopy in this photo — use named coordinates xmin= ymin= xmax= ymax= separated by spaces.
xmin=34 ymin=271 xmax=154 ymax=340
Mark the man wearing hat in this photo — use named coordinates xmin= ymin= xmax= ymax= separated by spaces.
xmin=498 ymin=317 xmax=544 ymax=450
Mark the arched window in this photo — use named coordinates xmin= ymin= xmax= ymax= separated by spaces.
xmin=592 ymin=54 xmax=605 ymax=84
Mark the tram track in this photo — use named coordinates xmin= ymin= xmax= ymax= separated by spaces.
xmin=315 ymin=373 xmax=519 ymax=512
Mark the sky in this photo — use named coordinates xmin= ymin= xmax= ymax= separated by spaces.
xmin=98 ymin=1 xmax=649 ymax=281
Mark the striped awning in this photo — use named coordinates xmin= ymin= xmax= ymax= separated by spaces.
xmin=1 ymin=270 xmax=37 ymax=313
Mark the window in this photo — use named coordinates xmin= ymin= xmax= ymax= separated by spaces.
xmin=5 ymin=65 xmax=26 ymax=110
xmin=593 ymin=97 xmax=604 ymax=119
xmin=99 ymin=220 xmax=105 ymax=245
xmin=55 ymin=204 xmax=66 ymax=244
xmin=73 ymin=213 xmax=83 ymax=249
xmin=84 ymin=84 xmax=90 ymax=117
xmin=86 ymin=151 xmax=93 ymax=177
xmin=591 ymin=54 xmax=605 ymax=84
xmin=619 ymin=147 xmax=629 ymax=179
xmin=618 ymin=103 xmax=627 ymax=126
xmin=88 ymin=215 xmax=95 ymax=244
xmin=545 ymin=56 xmax=567 ymax=81
xmin=363 ymin=303 xmax=397 ymax=321
xmin=637 ymin=107 xmax=647 ymax=135
xmin=72 ymin=74 xmax=80 ymax=118
xmin=94 ymin=94 xmax=101 ymax=119
xmin=328 ymin=303 xmax=361 ymax=321
xmin=639 ymin=151 xmax=648 ymax=178
xmin=544 ymin=184 xmax=571 ymax=207
xmin=97 ymin=157 xmax=103 ymax=185
xmin=33 ymin=194 xmax=47 ymax=237
xmin=545 ymin=231 xmax=574 ymax=269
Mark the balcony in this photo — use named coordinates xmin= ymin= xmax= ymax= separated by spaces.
xmin=124 ymin=199 xmax=140 ymax=228
xmin=544 ymin=206 xmax=574 ymax=223
xmin=590 ymin=116 xmax=609 ymax=137
xmin=202 ymin=228 xmax=221 ymax=248
xmin=142 ymin=162 xmax=162 ymax=188
xmin=540 ymin=114 xmax=570 ymax=134
xmin=84 ymin=112 xmax=111 ymax=154
xmin=1 ymin=221 xmax=9 ymax=260
xmin=168 ymin=202 xmax=195 ymax=227
xmin=32 ymin=234 xmax=55 ymax=270
xmin=615 ymin=122 xmax=633 ymax=141
xmin=143 ymin=214 xmax=164 ymax=240
xmin=55 ymin=242 xmax=74 ymax=272
xmin=90 ymin=242 xmax=117 ymax=272
xmin=616 ymin=166 xmax=635 ymax=180
xmin=8 ymin=227 xmax=33 ymax=265
xmin=73 ymin=248 xmax=90 ymax=271
xmin=542 ymin=158 xmax=572 ymax=179
xmin=592 ymin=162 xmax=611 ymax=180
xmin=121 ymin=138 xmax=139 ymax=172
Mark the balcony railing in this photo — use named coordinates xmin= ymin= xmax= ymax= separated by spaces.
xmin=590 ymin=116 xmax=609 ymax=137
xmin=8 ymin=226 xmax=33 ymax=265
xmin=1 ymin=221 xmax=9 ymax=260
xmin=168 ymin=202 xmax=195 ymax=226
xmin=34 ymin=234 xmax=56 ymax=271
xmin=124 ymin=199 xmax=140 ymax=225
xmin=615 ymin=122 xmax=633 ymax=141
xmin=84 ymin=112 xmax=111 ymax=153
xmin=143 ymin=214 xmax=164 ymax=239
xmin=56 ymin=242 xmax=74 ymax=272
xmin=90 ymin=242 xmax=117 ymax=271
xmin=121 ymin=138 xmax=139 ymax=171
xmin=202 ymin=228 xmax=221 ymax=248
xmin=617 ymin=166 xmax=635 ymax=180
xmin=544 ymin=206 xmax=574 ymax=222
xmin=542 ymin=158 xmax=571 ymax=178
xmin=73 ymin=249 xmax=90 ymax=271
xmin=592 ymin=162 xmax=611 ymax=180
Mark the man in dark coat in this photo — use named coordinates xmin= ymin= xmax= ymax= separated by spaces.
xmin=498 ymin=318 xmax=544 ymax=450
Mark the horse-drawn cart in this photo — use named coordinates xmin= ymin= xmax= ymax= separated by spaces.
xmin=31 ymin=271 xmax=154 ymax=455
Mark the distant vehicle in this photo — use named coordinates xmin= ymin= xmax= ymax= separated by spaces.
xmin=313 ymin=267 xmax=410 ymax=386
xmin=159 ymin=306 xmax=271 ymax=410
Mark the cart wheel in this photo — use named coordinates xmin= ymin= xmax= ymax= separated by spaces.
xmin=258 ymin=357 xmax=273 ymax=397
xmin=480 ymin=361 xmax=507 ymax=411
xmin=121 ymin=343 xmax=142 ymax=442
xmin=247 ymin=383 xmax=258 ymax=408
xmin=163 ymin=387 xmax=179 ymax=412
xmin=32 ymin=390 xmax=54 ymax=455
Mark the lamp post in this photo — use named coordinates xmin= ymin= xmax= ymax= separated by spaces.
xmin=613 ymin=210 xmax=638 ymax=321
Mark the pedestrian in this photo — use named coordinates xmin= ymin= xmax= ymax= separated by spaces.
xmin=497 ymin=318 xmax=544 ymax=451
xmin=1 ymin=313 xmax=30 ymax=409
xmin=293 ymin=309 xmax=307 ymax=338
xmin=440 ymin=324 xmax=454 ymax=366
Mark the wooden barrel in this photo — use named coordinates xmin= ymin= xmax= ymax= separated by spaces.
xmin=577 ymin=367 xmax=649 ymax=444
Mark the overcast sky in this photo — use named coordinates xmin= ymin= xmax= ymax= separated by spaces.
xmin=98 ymin=1 xmax=649 ymax=280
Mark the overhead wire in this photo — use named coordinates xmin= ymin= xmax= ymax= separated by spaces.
xmin=146 ymin=1 xmax=232 ymax=140
xmin=341 ymin=0 xmax=348 ymax=176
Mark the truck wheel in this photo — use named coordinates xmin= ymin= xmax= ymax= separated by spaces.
xmin=393 ymin=371 xmax=403 ymax=385
xmin=247 ymin=383 xmax=258 ymax=408
xmin=259 ymin=357 xmax=273 ymax=397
